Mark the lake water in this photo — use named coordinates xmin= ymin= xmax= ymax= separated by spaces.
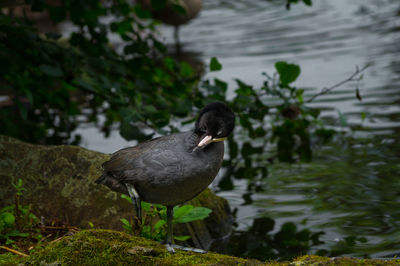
xmin=75 ymin=0 xmax=400 ymax=259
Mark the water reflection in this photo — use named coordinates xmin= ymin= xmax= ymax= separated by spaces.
xmin=228 ymin=217 xmax=326 ymax=260
xmin=253 ymin=136 xmax=400 ymax=257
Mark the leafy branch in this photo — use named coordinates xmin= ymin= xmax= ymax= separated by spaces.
xmin=306 ymin=64 xmax=371 ymax=103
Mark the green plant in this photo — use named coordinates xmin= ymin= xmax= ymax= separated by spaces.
xmin=0 ymin=1 xmax=364 ymax=167
xmin=120 ymin=194 xmax=211 ymax=242
xmin=0 ymin=179 xmax=39 ymax=246
xmin=0 ymin=0 xmax=208 ymax=145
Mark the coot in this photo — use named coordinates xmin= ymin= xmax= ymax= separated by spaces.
xmin=96 ymin=102 xmax=235 ymax=253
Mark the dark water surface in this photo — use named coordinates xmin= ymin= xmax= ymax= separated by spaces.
xmin=76 ymin=0 xmax=400 ymax=259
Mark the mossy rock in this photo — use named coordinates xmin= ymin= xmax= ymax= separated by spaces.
xmin=1 ymin=229 xmax=262 ymax=265
xmin=0 ymin=136 xmax=231 ymax=250
xmin=2 ymin=230 xmax=399 ymax=265
xmin=290 ymin=255 xmax=400 ymax=265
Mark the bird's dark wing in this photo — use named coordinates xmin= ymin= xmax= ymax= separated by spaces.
xmin=101 ymin=134 xmax=185 ymax=184
xmin=102 ymin=136 xmax=161 ymax=173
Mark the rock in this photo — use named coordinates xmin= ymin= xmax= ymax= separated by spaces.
xmin=126 ymin=246 xmax=156 ymax=255
xmin=1 ymin=230 xmax=399 ymax=265
xmin=1 ymin=230 xmax=261 ymax=265
xmin=0 ymin=136 xmax=231 ymax=251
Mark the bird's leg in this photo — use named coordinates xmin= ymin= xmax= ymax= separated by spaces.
xmin=125 ymin=183 xmax=142 ymax=223
xmin=165 ymin=205 xmax=175 ymax=253
xmin=174 ymin=25 xmax=182 ymax=58
xmin=165 ymin=206 xmax=207 ymax=254
xmin=174 ymin=25 xmax=180 ymax=46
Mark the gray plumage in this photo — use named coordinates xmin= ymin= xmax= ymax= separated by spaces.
xmin=96 ymin=131 xmax=224 ymax=206
xmin=95 ymin=102 xmax=235 ymax=253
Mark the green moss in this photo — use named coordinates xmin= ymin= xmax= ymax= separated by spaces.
xmin=2 ymin=231 xmax=400 ymax=265
xmin=21 ymin=229 xmax=253 ymax=265
xmin=0 ymin=253 xmax=23 ymax=266
xmin=292 ymin=255 xmax=400 ymax=265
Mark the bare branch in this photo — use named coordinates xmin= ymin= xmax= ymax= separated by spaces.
xmin=0 ymin=245 xmax=28 ymax=257
xmin=306 ymin=64 xmax=371 ymax=103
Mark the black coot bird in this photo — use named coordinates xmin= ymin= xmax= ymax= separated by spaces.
xmin=96 ymin=102 xmax=235 ymax=253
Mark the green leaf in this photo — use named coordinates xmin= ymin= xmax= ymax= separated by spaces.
xmin=296 ymin=89 xmax=304 ymax=103
xmin=210 ymin=57 xmax=222 ymax=72
xmin=39 ymin=64 xmax=64 ymax=77
xmin=154 ymin=204 xmax=165 ymax=210
xmin=16 ymin=101 xmax=27 ymax=121
xmin=174 ymin=207 xmax=212 ymax=223
xmin=141 ymin=201 xmax=151 ymax=212
xmin=164 ymin=57 xmax=175 ymax=71
xmin=154 ymin=220 xmax=166 ymax=230
xmin=308 ymin=108 xmax=320 ymax=119
xmin=174 ymin=235 xmax=191 ymax=241
xmin=1 ymin=212 xmax=15 ymax=227
xmin=120 ymin=218 xmax=130 ymax=227
xmin=5 ymin=238 xmax=15 ymax=245
xmin=180 ymin=62 xmax=193 ymax=77
xmin=72 ymin=78 xmax=97 ymax=92
xmin=7 ymin=230 xmax=28 ymax=237
xmin=124 ymin=42 xmax=149 ymax=55
xmin=23 ymin=88 xmax=34 ymax=105
xmin=141 ymin=225 xmax=151 ymax=234
xmin=315 ymin=128 xmax=336 ymax=142
xmin=45 ymin=32 xmax=62 ymax=40
xmin=215 ymin=79 xmax=228 ymax=92
xmin=120 ymin=194 xmax=132 ymax=203
xmin=173 ymin=205 xmax=193 ymax=222
xmin=361 ymin=112 xmax=366 ymax=122
xmin=275 ymin=61 xmax=300 ymax=86
xmin=142 ymin=105 xmax=158 ymax=115
xmin=303 ymin=0 xmax=312 ymax=6
xmin=134 ymin=4 xmax=152 ymax=19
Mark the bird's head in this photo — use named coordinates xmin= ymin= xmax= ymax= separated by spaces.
xmin=193 ymin=102 xmax=235 ymax=151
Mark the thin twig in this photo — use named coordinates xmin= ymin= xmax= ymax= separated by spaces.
xmin=48 ymin=235 xmax=67 ymax=244
xmin=0 ymin=246 xmax=28 ymax=257
xmin=306 ymin=64 xmax=371 ymax=103
xmin=40 ymin=225 xmax=79 ymax=231
xmin=30 ymin=233 xmax=53 ymax=250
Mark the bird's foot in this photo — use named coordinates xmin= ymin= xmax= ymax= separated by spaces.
xmin=165 ymin=243 xmax=207 ymax=254
xmin=166 ymin=243 xmax=175 ymax=254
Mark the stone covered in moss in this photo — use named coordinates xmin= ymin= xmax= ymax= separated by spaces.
xmin=0 ymin=136 xmax=231 ymax=250
xmin=24 ymin=229 xmax=259 ymax=265
xmin=0 ymin=253 xmax=20 ymax=265
xmin=291 ymin=255 xmax=400 ymax=265
xmin=2 ymin=230 xmax=400 ymax=265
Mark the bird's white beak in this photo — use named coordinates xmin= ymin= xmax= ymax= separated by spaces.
xmin=197 ymin=135 xmax=213 ymax=147
xmin=196 ymin=135 xmax=227 ymax=150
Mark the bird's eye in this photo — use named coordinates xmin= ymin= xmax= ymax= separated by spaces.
xmin=217 ymin=130 xmax=223 ymax=136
